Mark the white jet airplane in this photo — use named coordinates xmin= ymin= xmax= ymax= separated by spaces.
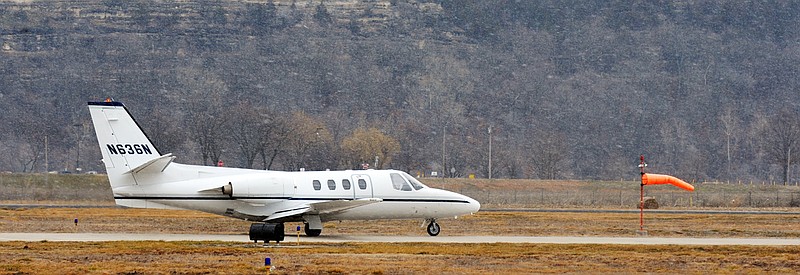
xmin=88 ymin=100 xmax=480 ymax=243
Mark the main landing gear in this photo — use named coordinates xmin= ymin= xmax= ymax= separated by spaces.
xmin=426 ymin=219 xmax=441 ymax=236
xmin=249 ymin=223 xmax=285 ymax=244
xmin=304 ymin=222 xmax=322 ymax=237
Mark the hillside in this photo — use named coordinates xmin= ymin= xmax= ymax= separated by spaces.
xmin=1 ymin=1 xmax=799 ymax=184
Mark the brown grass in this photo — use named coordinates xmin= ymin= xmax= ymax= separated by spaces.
xmin=3 ymin=207 xmax=800 ymax=238
xmin=3 ymin=208 xmax=800 ymax=273
xmin=1 ymin=241 xmax=799 ymax=274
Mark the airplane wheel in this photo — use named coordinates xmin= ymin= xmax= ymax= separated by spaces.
xmin=304 ymin=223 xmax=322 ymax=237
xmin=427 ymin=221 xmax=440 ymax=236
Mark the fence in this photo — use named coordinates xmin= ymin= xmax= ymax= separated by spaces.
xmin=0 ymin=185 xmax=113 ymax=202
xmin=456 ymin=185 xmax=800 ymax=209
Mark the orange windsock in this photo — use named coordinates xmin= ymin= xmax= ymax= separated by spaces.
xmin=641 ymin=173 xmax=695 ymax=192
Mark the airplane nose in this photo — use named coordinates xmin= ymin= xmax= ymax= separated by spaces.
xmin=434 ymin=188 xmax=481 ymax=215
xmin=464 ymin=195 xmax=481 ymax=213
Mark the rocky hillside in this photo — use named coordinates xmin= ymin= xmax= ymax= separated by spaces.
xmin=1 ymin=1 xmax=799 ymax=184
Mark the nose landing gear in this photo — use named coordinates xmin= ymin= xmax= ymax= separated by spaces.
xmin=426 ymin=219 xmax=440 ymax=236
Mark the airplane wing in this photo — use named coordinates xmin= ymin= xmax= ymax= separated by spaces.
xmin=264 ymin=198 xmax=382 ymax=222
xmin=307 ymin=198 xmax=383 ymax=214
xmin=264 ymin=206 xmax=311 ymax=221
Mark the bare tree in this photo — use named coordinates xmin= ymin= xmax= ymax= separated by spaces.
xmin=8 ymin=102 xmax=59 ymax=172
xmin=341 ymin=128 xmax=400 ymax=169
xmin=177 ymin=65 xmax=232 ymax=166
xmin=764 ymin=109 xmax=800 ymax=185
xmin=257 ymin=115 xmax=291 ymax=171
xmin=281 ymin=112 xmax=334 ymax=171
xmin=138 ymin=106 xmax=185 ymax=156
xmin=720 ymin=107 xmax=739 ymax=182
xmin=228 ymin=103 xmax=272 ymax=169
xmin=12 ymin=139 xmax=44 ymax=173
xmin=186 ymin=96 xmax=229 ymax=166
xmin=530 ymin=131 xmax=568 ymax=180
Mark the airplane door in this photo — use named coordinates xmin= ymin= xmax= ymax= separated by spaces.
xmin=351 ymin=174 xmax=373 ymax=199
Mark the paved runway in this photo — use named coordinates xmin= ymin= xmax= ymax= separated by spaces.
xmin=1 ymin=233 xmax=799 ymax=246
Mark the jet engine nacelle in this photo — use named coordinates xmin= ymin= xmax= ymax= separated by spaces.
xmin=219 ymin=176 xmax=287 ymax=198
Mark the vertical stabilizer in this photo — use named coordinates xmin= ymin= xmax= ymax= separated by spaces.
xmin=88 ymin=101 xmax=161 ymax=188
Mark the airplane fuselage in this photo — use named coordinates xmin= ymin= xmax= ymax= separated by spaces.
xmin=113 ymin=165 xmax=478 ymax=223
xmin=88 ymin=100 xmax=479 ymax=240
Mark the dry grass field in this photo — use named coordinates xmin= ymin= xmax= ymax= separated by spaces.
xmin=3 ymin=175 xmax=800 ymax=273
xmin=3 ymin=207 xmax=800 ymax=238
xmin=3 ymin=241 xmax=800 ymax=274
xmin=2 ymin=207 xmax=800 ymax=273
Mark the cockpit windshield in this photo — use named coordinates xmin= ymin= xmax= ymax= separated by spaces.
xmin=390 ymin=172 xmax=426 ymax=191
xmin=389 ymin=173 xmax=425 ymax=191
xmin=402 ymin=173 xmax=426 ymax=190
xmin=390 ymin=173 xmax=412 ymax=191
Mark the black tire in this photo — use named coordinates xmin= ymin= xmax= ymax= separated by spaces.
xmin=304 ymin=223 xmax=322 ymax=237
xmin=426 ymin=221 xmax=441 ymax=236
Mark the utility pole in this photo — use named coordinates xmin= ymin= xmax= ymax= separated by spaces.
xmin=488 ymin=126 xmax=492 ymax=180
xmin=442 ymin=125 xmax=446 ymax=178
xmin=74 ymin=123 xmax=83 ymax=172
xmin=44 ymin=135 xmax=48 ymax=173
xmin=44 ymin=135 xmax=49 ymax=185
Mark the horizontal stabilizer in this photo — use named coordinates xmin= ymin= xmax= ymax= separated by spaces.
xmin=123 ymin=154 xmax=175 ymax=175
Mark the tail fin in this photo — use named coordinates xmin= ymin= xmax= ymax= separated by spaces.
xmin=88 ymin=101 xmax=164 ymax=188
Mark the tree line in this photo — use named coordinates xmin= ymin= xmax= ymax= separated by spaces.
xmin=0 ymin=0 xmax=799 ymax=184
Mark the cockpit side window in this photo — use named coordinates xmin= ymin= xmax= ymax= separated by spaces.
xmin=401 ymin=173 xmax=426 ymax=190
xmin=390 ymin=173 xmax=413 ymax=191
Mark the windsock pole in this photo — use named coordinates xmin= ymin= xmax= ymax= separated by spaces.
xmin=636 ymin=155 xmax=695 ymax=236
